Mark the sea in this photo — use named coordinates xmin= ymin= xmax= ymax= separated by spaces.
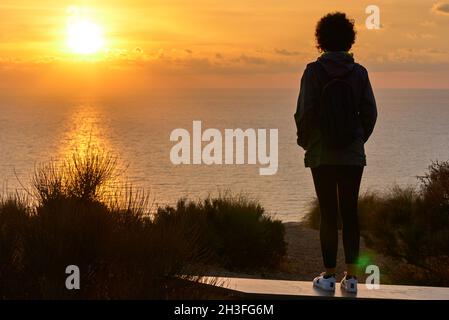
xmin=1 ymin=88 xmax=449 ymax=221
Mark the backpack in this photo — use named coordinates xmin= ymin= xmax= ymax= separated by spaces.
xmin=315 ymin=63 xmax=359 ymax=148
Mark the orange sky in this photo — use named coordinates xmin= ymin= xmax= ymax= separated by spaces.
xmin=1 ymin=0 xmax=449 ymax=94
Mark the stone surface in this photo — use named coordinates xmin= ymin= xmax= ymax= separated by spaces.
xmin=208 ymin=277 xmax=449 ymax=300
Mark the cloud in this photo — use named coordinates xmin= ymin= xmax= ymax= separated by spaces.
xmin=432 ymin=2 xmax=449 ymax=15
xmin=361 ymin=48 xmax=449 ymax=73
xmin=274 ymin=48 xmax=301 ymax=56
xmin=405 ymin=33 xmax=437 ymax=40
xmin=2 ymin=47 xmax=305 ymax=79
xmin=233 ymin=54 xmax=267 ymax=65
xmin=419 ymin=20 xmax=437 ymax=27
xmin=386 ymin=48 xmax=449 ymax=63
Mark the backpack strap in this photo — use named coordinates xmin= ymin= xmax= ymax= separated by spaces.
xmin=310 ymin=62 xmax=330 ymax=89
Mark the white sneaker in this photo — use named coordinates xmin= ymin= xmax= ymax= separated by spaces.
xmin=313 ymin=273 xmax=336 ymax=292
xmin=341 ymin=274 xmax=358 ymax=293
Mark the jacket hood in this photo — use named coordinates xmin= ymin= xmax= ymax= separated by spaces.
xmin=318 ymin=51 xmax=355 ymax=78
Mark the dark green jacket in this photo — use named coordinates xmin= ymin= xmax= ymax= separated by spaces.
xmin=294 ymin=52 xmax=377 ymax=168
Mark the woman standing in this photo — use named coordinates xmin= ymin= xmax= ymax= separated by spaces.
xmin=295 ymin=12 xmax=377 ymax=293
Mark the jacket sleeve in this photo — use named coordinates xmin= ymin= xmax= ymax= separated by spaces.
xmin=294 ymin=65 xmax=316 ymax=149
xmin=359 ymin=69 xmax=378 ymax=142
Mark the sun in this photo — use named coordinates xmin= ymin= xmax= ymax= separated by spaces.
xmin=66 ymin=8 xmax=105 ymax=55
xmin=67 ymin=20 xmax=104 ymax=55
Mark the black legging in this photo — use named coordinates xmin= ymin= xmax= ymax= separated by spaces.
xmin=311 ymin=165 xmax=364 ymax=269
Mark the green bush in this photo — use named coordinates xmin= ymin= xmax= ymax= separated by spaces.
xmin=156 ymin=193 xmax=286 ymax=271
xmin=305 ymin=191 xmax=382 ymax=231
xmin=0 ymin=147 xmax=286 ymax=298
xmin=0 ymin=197 xmax=32 ymax=298
xmin=0 ymin=147 xmax=205 ymax=299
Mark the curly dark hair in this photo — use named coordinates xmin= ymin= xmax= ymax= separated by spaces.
xmin=315 ymin=12 xmax=356 ymax=52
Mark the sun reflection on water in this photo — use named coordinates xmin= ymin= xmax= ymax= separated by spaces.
xmin=58 ymin=103 xmax=112 ymax=160
xmin=55 ymin=103 xmax=140 ymax=206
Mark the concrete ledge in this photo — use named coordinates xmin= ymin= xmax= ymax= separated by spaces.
xmin=205 ymin=277 xmax=449 ymax=300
